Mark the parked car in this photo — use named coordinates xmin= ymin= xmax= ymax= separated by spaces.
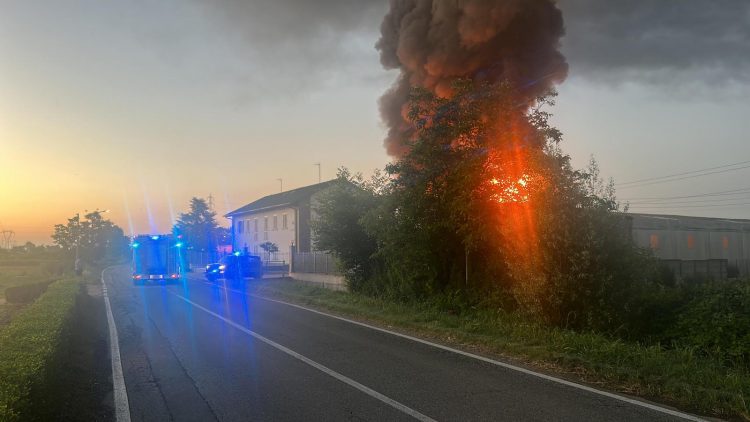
xmin=205 ymin=254 xmax=263 ymax=281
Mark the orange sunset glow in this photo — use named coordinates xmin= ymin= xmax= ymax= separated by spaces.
xmin=1 ymin=3 xmax=749 ymax=422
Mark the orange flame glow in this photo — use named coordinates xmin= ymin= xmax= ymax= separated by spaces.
xmin=488 ymin=174 xmax=532 ymax=203
xmin=480 ymin=141 xmax=548 ymax=285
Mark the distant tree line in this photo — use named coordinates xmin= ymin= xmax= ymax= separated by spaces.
xmin=49 ymin=198 xmax=231 ymax=267
xmin=52 ymin=211 xmax=129 ymax=263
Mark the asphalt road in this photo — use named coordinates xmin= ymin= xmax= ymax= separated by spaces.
xmin=103 ymin=266 xmax=703 ymax=422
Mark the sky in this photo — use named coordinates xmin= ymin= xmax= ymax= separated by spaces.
xmin=1 ymin=0 xmax=749 ymax=244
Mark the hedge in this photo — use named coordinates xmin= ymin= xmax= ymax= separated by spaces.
xmin=0 ymin=279 xmax=80 ymax=421
xmin=4 ymin=281 xmax=54 ymax=304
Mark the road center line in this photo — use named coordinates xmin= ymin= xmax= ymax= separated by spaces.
xmin=196 ymin=279 xmax=705 ymax=422
xmin=102 ymin=267 xmax=131 ymax=422
xmin=169 ymin=290 xmax=437 ymax=422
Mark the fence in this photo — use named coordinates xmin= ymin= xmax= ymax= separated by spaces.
xmin=291 ymin=251 xmax=342 ymax=275
xmin=186 ymin=250 xmax=215 ymax=270
xmin=258 ymin=251 xmax=290 ymax=264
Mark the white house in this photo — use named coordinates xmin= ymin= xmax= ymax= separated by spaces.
xmin=225 ymin=180 xmax=338 ymax=257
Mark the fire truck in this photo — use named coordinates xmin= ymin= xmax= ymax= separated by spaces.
xmin=131 ymin=234 xmax=184 ymax=284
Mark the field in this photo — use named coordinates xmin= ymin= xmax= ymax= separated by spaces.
xmin=0 ymin=254 xmax=68 ymax=326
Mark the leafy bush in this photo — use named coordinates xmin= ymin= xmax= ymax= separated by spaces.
xmin=4 ymin=281 xmax=54 ymax=304
xmin=41 ymin=261 xmax=66 ymax=277
xmin=0 ymin=279 xmax=80 ymax=421
xmin=672 ymin=281 xmax=750 ymax=365
xmin=312 ymin=169 xmax=386 ymax=292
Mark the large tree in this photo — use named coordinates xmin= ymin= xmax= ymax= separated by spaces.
xmin=380 ymin=80 xmax=660 ymax=329
xmin=173 ymin=197 xmax=221 ymax=255
xmin=312 ymin=169 xmax=386 ymax=292
xmin=52 ymin=211 xmax=129 ymax=262
xmin=316 ymin=80 xmax=660 ymax=332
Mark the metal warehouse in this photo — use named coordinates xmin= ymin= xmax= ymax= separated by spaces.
xmin=628 ymin=213 xmax=750 ymax=279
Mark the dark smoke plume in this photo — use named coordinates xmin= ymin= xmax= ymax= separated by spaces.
xmin=376 ymin=0 xmax=568 ymax=157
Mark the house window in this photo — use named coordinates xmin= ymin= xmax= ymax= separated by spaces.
xmin=264 ymin=216 xmax=268 ymax=231
xmin=687 ymin=234 xmax=695 ymax=249
xmin=273 ymin=215 xmax=278 ymax=231
xmin=282 ymin=214 xmax=288 ymax=230
xmin=254 ymin=233 xmax=258 ymax=241
xmin=649 ymin=234 xmax=659 ymax=250
xmin=263 ymin=232 xmax=268 ymax=241
xmin=254 ymin=219 xmax=258 ymax=232
xmin=237 ymin=220 xmax=244 ymax=234
xmin=722 ymin=236 xmax=729 ymax=250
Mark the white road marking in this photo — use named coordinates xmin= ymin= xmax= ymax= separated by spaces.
xmin=170 ymin=290 xmax=437 ymax=422
xmin=102 ymin=267 xmax=131 ymax=422
xmin=196 ymin=278 xmax=706 ymax=422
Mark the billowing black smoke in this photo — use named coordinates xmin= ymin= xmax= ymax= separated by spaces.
xmin=377 ymin=0 xmax=568 ymax=156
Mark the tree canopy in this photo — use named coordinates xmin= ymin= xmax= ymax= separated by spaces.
xmin=314 ymin=80 xmax=660 ymax=331
xmin=51 ymin=210 xmax=129 ymax=262
xmin=173 ymin=197 xmax=221 ymax=254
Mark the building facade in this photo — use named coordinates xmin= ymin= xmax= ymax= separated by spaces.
xmin=629 ymin=213 xmax=750 ymax=278
xmin=225 ymin=180 xmax=338 ymax=257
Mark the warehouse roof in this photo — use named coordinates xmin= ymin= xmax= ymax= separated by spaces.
xmin=629 ymin=213 xmax=750 ymax=230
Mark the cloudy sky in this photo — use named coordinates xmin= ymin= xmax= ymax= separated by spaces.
xmin=1 ymin=0 xmax=749 ymax=244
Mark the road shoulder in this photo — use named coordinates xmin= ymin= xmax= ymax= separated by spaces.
xmin=248 ymin=278 xmax=728 ymax=422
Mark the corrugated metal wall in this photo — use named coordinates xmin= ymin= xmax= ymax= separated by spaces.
xmin=630 ymin=213 xmax=750 ymax=278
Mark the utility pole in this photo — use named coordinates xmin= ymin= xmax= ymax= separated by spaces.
xmin=1 ymin=230 xmax=14 ymax=250
xmin=465 ymin=246 xmax=468 ymax=287
xmin=75 ymin=213 xmax=80 ymax=263
xmin=277 ymin=178 xmax=283 ymax=193
xmin=314 ymin=163 xmax=321 ymax=183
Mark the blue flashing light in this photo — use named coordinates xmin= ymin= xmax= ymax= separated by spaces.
xmin=132 ymin=242 xmax=140 ymax=248
xmin=175 ymin=242 xmax=184 ymax=248
xmin=151 ymin=235 xmax=160 ymax=240
xmin=233 ymin=251 xmax=241 ymax=256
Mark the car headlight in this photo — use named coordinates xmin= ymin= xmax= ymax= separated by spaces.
xmin=206 ymin=265 xmax=211 ymax=270
xmin=218 ymin=265 xmax=226 ymax=270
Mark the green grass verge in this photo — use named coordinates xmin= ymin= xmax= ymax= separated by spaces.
xmin=0 ymin=260 xmax=67 ymax=298
xmin=0 ymin=258 xmax=69 ymax=327
xmin=0 ymin=278 xmax=81 ymax=421
xmin=254 ymin=280 xmax=749 ymax=421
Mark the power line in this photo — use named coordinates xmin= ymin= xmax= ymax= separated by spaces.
xmin=620 ymin=186 xmax=750 ymax=201
xmin=627 ymin=196 xmax=750 ymax=206
xmin=628 ymin=201 xmax=750 ymax=209
xmin=617 ymin=164 xmax=750 ymax=189
xmin=617 ymin=159 xmax=750 ymax=186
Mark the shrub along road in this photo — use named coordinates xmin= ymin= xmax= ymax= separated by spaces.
xmin=101 ymin=266 xmax=706 ymax=421
xmin=0 ymin=276 xmax=113 ymax=421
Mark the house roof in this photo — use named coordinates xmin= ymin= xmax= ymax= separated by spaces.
xmin=225 ymin=180 xmax=338 ymax=217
